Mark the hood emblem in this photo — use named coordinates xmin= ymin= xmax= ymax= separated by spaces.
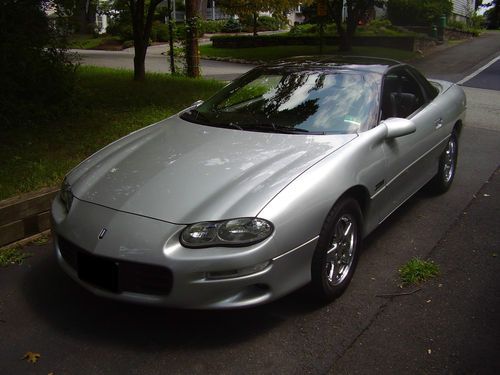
xmin=98 ymin=228 xmax=107 ymax=239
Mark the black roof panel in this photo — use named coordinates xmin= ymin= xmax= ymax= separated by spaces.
xmin=265 ymin=55 xmax=401 ymax=74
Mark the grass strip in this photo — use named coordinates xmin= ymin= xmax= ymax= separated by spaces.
xmin=0 ymin=66 xmax=224 ymax=200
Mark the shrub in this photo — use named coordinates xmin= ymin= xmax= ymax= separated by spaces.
xmin=387 ymin=0 xmax=453 ymax=26
xmin=198 ymin=20 xmax=226 ymax=34
xmin=150 ymin=21 xmax=170 ymax=42
xmin=289 ymin=23 xmax=340 ymax=36
xmin=469 ymin=14 xmax=486 ymax=29
xmin=447 ymin=19 xmax=466 ymax=30
xmin=256 ymin=15 xmax=283 ymax=31
xmin=122 ymin=40 xmax=134 ymax=49
xmin=106 ymin=16 xmax=133 ymax=41
xmin=221 ymin=18 xmax=242 ymax=33
xmin=289 ymin=23 xmax=319 ymax=35
xmin=240 ymin=15 xmax=287 ymax=32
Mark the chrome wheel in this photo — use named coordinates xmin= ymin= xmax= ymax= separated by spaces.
xmin=443 ymin=136 xmax=457 ymax=183
xmin=325 ymin=214 xmax=356 ymax=286
xmin=428 ymin=131 xmax=459 ymax=194
xmin=312 ymin=197 xmax=362 ymax=302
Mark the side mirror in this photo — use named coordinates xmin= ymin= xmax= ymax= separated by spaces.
xmin=191 ymin=99 xmax=204 ymax=108
xmin=382 ymin=118 xmax=416 ymax=139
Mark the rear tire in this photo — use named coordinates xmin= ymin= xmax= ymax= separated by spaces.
xmin=311 ymin=197 xmax=362 ymax=302
xmin=429 ymin=131 xmax=458 ymax=194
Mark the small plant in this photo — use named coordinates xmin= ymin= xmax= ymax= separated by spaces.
xmin=399 ymin=258 xmax=439 ymax=286
xmin=0 ymin=246 xmax=32 ymax=267
xmin=30 ymin=233 xmax=50 ymax=246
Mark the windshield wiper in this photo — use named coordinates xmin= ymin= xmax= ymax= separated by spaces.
xmin=181 ymin=110 xmax=243 ymax=130
xmin=184 ymin=110 xmax=212 ymax=124
xmin=243 ymin=123 xmax=325 ymax=135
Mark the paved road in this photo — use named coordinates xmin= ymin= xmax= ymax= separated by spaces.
xmin=412 ymin=31 xmax=500 ymax=83
xmin=1 ymin=33 xmax=500 ymax=375
xmin=73 ymin=47 xmax=255 ymax=81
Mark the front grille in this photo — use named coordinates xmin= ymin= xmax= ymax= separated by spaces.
xmin=58 ymin=236 xmax=172 ymax=296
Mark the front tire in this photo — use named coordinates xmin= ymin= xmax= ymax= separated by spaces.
xmin=429 ymin=131 xmax=458 ymax=194
xmin=311 ymin=197 xmax=362 ymax=302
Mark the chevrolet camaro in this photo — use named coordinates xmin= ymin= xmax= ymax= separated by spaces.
xmin=51 ymin=57 xmax=466 ymax=308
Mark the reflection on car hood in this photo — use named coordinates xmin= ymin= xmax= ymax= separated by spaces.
xmin=68 ymin=116 xmax=357 ymax=223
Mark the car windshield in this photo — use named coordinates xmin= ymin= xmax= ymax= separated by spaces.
xmin=181 ymin=68 xmax=381 ymax=134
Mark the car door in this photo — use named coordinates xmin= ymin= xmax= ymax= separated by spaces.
xmin=378 ymin=66 xmax=443 ymax=222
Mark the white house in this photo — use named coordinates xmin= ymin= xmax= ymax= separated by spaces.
xmin=374 ymin=0 xmax=476 ymax=24
xmin=452 ymin=0 xmax=476 ymax=22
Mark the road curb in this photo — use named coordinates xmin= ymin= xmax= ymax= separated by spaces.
xmin=0 ymin=187 xmax=58 ymax=247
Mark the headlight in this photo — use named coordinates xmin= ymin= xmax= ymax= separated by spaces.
xmin=180 ymin=218 xmax=273 ymax=248
xmin=60 ymin=177 xmax=74 ymax=212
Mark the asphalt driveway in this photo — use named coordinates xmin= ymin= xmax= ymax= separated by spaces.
xmin=1 ymin=31 xmax=499 ymax=375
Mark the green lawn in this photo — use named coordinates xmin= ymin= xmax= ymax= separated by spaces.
xmin=0 ymin=67 xmax=223 ymax=200
xmin=199 ymin=44 xmax=417 ymax=62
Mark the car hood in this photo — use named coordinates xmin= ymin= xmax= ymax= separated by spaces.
xmin=68 ymin=116 xmax=356 ymax=223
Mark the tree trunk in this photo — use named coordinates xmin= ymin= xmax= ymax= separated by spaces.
xmin=331 ymin=0 xmax=351 ymax=52
xmin=253 ymin=12 xmax=258 ymax=36
xmin=129 ymin=0 xmax=161 ymax=81
xmin=185 ymin=0 xmax=200 ymax=78
xmin=338 ymin=29 xmax=351 ymax=52
xmin=167 ymin=0 xmax=175 ymax=74
xmin=133 ymin=42 xmax=147 ymax=81
xmin=76 ymin=0 xmax=96 ymax=34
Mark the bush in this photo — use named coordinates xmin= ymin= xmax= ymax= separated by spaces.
xmin=289 ymin=23 xmax=318 ymax=35
xmin=387 ymin=0 xmax=453 ymax=26
xmin=240 ymin=15 xmax=286 ymax=32
xmin=150 ymin=21 xmax=170 ymax=42
xmin=256 ymin=15 xmax=283 ymax=31
xmin=447 ymin=18 xmax=482 ymax=36
xmin=447 ymin=19 xmax=466 ymax=30
xmin=289 ymin=23 xmax=340 ymax=36
xmin=122 ymin=40 xmax=134 ymax=49
xmin=106 ymin=16 xmax=133 ymax=41
xmin=0 ymin=0 xmax=77 ymax=128
xmin=469 ymin=14 xmax=486 ymax=29
xmin=221 ymin=18 xmax=242 ymax=33
xmin=198 ymin=20 xmax=226 ymax=34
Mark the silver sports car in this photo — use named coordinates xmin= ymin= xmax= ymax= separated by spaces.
xmin=51 ymin=57 xmax=466 ymax=309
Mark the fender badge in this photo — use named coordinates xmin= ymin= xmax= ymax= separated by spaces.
xmin=98 ymin=228 xmax=107 ymax=240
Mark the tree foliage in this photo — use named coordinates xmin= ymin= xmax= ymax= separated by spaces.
xmin=323 ymin=0 xmax=384 ymax=51
xmin=483 ymin=0 xmax=500 ymax=28
xmin=0 ymin=0 xmax=76 ymax=128
xmin=52 ymin=0 xmax=99 ymax=33
xmin=218 ymin=0 xmax=305 ymax=35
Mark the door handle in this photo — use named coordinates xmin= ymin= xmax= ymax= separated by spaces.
xmin=435 ymin=118 xmax=443 ymax=129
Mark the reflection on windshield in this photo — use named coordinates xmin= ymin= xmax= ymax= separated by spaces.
xmin=181 ymin=68 xmax=381 ymax=134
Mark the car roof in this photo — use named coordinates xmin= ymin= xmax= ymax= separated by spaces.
xmin=263 ymin=55 xmax=402 ymax=74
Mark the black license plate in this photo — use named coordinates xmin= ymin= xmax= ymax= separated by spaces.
xmin=77 ymin=251 xmax=119 ymax=293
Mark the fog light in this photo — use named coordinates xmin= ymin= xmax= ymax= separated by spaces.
xmin=206 ymin=260 xmax=271 ymax=280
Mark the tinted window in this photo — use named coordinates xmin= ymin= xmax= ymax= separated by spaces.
xmin=381 ymin=68 xmax=425 ymax=120
xmin=407 ymin=66 xmax=439 ymax=101
xmin=182 ymin=68 xmax=381 ymax=134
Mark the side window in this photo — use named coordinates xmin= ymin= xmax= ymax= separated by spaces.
xmin=381 ymin=68 xmax=425 ymax=120
xmin=407 ymin=66 xmax=439 ymax=101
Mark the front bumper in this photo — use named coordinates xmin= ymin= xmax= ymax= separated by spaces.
xmin=52 ymin=195 xmax=318 ymax=309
